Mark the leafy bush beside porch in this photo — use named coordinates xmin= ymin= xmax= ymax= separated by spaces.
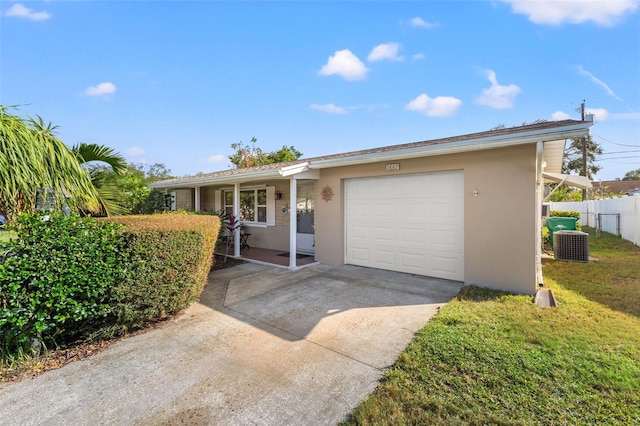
xmin=103 ymin=214 xmax=219 ymax=335
xmin=0 ymin=213 xmax=220 ymax=360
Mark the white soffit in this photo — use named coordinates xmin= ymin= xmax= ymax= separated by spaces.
xmin=542 ymin=139 xmax=566 ymax=174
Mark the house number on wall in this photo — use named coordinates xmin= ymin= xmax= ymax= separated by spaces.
xmin=385 ymin=163 xmax=400 ymax=172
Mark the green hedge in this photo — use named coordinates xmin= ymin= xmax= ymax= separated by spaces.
xmin=102 ymin=214 xmax=219 ymax=335
xmin=550 ymin=210 xmax=581 ymax=219
xmin=0 ymin=214 xmax=127 ymax=354
xmin=0 ymin=212 xmax=220 ymax=358
xmin=549 ymin=210 xmax=582 ymax=231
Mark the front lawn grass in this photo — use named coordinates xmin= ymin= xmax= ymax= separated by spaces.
xmin=345 ymin=228 xmax=640 ymax=425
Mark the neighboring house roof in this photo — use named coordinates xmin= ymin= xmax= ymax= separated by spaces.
xmin=593 ymin=180 xmax=640 ymax=195
xmin=150 ymin=118 xmax=593 ymax=189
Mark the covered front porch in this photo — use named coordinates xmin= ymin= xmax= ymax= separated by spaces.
xmin=152 ymin=162 xmax=320 ymax=270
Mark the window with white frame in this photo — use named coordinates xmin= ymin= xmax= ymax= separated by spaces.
xmin=221 ymin=187 xmax=273 ymax=225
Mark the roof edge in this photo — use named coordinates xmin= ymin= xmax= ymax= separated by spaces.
xmin=309 ymin=120 xmax=592 ymax=169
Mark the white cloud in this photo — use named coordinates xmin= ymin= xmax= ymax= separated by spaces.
xmin=318 ymin=49 xmax=369 ymax=81
xmin=368 ymin=42 xmax=404 ymax=62
xmin=126 ymin=147 xmax=145 ymax=156
xmin=412 ymin=53 xmax=425 ymax=61
xmin=577 ymin=65 xmax=622 ymax=100
xmin=475 ymin=70 xmax=521 ymax=109
xmin=586 ymin=107 xmax=609 ymax=122
xmin=552 ymin=111 xmax=572 ymax=121
xmin=610 ymin=112 xmax=640 ymax=120
xmin=84 ymin=82 xmax=116 ymax=96
xmin=204 ymin=154 xmax=226 ymax=164
xmin=405 ymin=94 xmax=462 ymax=117
xmin=5 ymin=3 xmax=52 ymax=21
xmin=310 ymin=103 xmax=348 ymax=115
xmin=502 ymin=0 xmax=639 ymax=26
xmin=409 ymin=17 xmax=438 ymax=28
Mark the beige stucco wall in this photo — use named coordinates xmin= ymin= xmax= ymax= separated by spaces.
xmin=242 ymin=180 xmax=291 ymax=251
xmin=314 ymin=144 xmax=537 ymax=295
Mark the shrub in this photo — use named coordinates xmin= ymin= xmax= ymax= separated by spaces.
xmin=0 ymin=212 xmax=220 ymax=359
xmin=101 ymin=213 xmax=219 ymax=335
xmin=0 ymin=213 xmax=127 ymax=355
xmin=550 ymin=210 xmax=581 ymax=218
xmin=549 ymin=210 xmax=582 ymax=231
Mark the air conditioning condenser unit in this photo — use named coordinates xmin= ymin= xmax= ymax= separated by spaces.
xmin=554 ymin=231 xmax=589 ymax=262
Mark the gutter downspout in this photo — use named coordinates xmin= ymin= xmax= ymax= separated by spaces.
xmin=535 ymin=140 xmax=544 ymax=289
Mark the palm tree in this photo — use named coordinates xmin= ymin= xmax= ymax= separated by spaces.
xmin=0 ymin=106 xmax=101 ymax=224
xmin=72 ymin=143 xmax=128 ymax=216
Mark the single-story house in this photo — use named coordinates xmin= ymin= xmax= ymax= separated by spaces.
xmin=592 ymin=180 xmax=640 ymax=197
xmin=150 ymin=117 xmax=593 ymax=295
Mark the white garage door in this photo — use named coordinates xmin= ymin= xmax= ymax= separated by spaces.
xmin=345 ymin=171 xmax=464 ymax=281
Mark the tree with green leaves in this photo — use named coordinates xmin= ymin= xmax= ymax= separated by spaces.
xmin=92 ymin=162 xmax=174 ymax=214
xmin=622 ymin=168 xmax=640 ymax=181
xmin=229 ymin=137 xmax=303 ymax=168
xmin=0 ymin=106 xmax=101 ymax=223
xmin=562 ymin=134 xmax=603 ymax=179
xmin=72 ymin=143 xmax=128 ymax=216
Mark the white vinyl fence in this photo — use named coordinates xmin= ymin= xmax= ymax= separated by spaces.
xmin=549 ymin=196 xmax=640 ymax=246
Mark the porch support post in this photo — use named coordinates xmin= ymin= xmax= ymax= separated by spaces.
xmin=233 ymin=183 xmax=241 ymax=258
xmin=194 ymin=186 xmax=201 ymax=212
xmin=535 ymin=140 xmax=544 ymax=289
xmin=289 ymin=177 xmax=297 ymax=269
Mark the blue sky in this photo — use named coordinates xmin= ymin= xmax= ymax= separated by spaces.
xmin=2 ymin=1 xmax=639 ymax=180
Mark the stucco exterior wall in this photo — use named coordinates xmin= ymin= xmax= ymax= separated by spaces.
xmin=242 ymin=180 xmax=290 ymax=251
xmin=314 ymin=144 xmax=537 ymax=295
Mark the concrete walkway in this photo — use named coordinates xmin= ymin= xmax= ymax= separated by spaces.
xmin=0 ymin=264 xmax=462 ymax=425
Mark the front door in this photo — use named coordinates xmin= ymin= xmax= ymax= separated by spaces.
xmin=296 ymin=181 xmax=315 ymax=254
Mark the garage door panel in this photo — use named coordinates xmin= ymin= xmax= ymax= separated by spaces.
xmin=400 ymin=228 xmax=425 ymax=245
xmin=430 ymin=228 xmax=462 ymax=248
xmin=374 ymin=227 xmax=395 ymax=242
xmin=432 ymin=256 xmax=462 ymax=276
xmin=349 ymin=247 xmax=370 ymax=263
xmin=400 ymin=253 xmax=427 ymax=269
xmin=347 ymin=180 xmax=373 ymax=199
xmin=350 ymin=225 xmax=370 ymax=240
xmin=427 ymin=201 xmax=460 ymax=220
xmin=373 ymin=204 xmax=395 ymax=219
xmin=346 ymin=171 xmax=464 ymax=281
xmin=374 ymin=249 xmax=396 ymax=266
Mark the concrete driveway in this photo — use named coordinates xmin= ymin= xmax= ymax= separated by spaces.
xmin=0 ymin=263 xmax=462 ymax=425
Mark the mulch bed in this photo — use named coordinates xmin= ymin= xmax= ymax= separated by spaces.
xmin=1 ymin=254 xmax=244 ymax=383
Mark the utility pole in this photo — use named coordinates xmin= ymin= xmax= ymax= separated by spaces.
xmin=580 ymin=100 xmax=587 ymax=201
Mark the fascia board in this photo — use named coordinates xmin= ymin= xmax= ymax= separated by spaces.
xmin=149 ymin=168 xmax=284 ymax=189
xmin=279 ymin=162 xmax=310 ymax=177
xmin=309 ymin=123 xmax=591 ymax=169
